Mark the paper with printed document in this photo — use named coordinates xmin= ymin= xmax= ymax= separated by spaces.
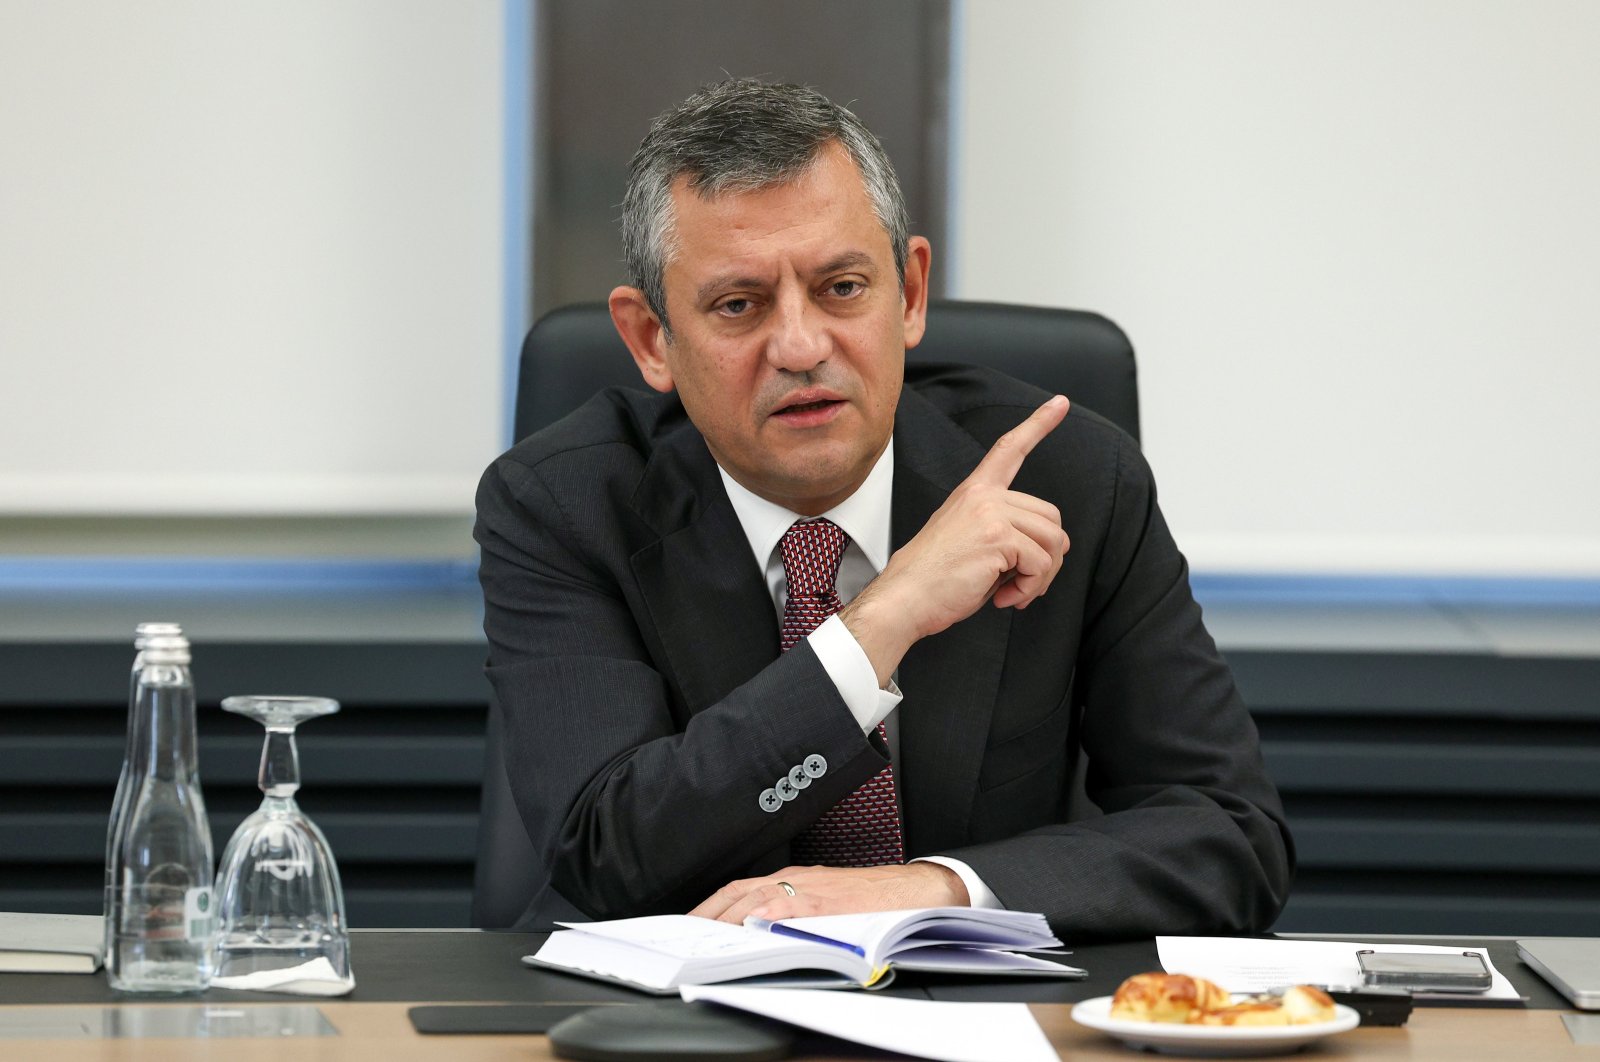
xmin=1157 ymin=936 xmax=1523 ymax=1002
xmin=681 ymin=984 xmax=1060 ymax=1062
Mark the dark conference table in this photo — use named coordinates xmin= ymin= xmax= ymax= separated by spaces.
xmin=0 ymin=930 xmax=1591 ymax=1060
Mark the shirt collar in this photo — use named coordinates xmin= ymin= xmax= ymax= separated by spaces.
xmin=717 ymin=440 xmax=894 ymax=575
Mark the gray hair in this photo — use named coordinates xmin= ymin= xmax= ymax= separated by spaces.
xmin=621 ymin=78 xmax=910 ymax=338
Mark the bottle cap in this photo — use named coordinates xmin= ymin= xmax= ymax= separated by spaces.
xmin=142 ymin=634 xmax=192 ymax=666
xmin=134 ymin=622 xmax=183 ymax=650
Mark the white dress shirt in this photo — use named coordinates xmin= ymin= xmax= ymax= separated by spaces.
xmin=716 ymin=441 xmax=1002 ymax=909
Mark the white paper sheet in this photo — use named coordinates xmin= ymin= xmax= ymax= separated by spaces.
xmin=680 ymin=984 xmax=1059 ymax=1062
xmin=1157 ymin=936 xmax=1523 ymax=1002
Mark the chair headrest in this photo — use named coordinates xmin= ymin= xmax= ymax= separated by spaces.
xmin=515 ymin=300 xmax=1138 ymax=443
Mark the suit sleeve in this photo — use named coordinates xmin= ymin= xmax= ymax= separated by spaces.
xmin=474 ymin=453 xmax=889 ymax=920
xmin=935 ymin=432 xmax=1295 ymax=938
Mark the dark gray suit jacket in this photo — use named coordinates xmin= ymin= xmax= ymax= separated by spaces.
xmin=474 ymin=364 xmax=1294 ymax=938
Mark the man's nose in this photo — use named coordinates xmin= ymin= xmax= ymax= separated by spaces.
xmin=765 ymin=292 xmax=829 ymax=374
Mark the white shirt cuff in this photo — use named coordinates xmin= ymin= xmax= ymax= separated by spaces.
xmin=913 ymin=856 xmax=1004 ymax=909
xmin=808 ymin=613 xmax=902 ymax=733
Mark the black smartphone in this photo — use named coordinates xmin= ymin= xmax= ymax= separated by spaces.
xmin=1355 ymin=950 xmax=1492 ymax=992
xmin=408 ymin=1004 xmax=599 ymax=1034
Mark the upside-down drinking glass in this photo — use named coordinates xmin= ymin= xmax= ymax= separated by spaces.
xmin=211 ymin=695 xmax=355 ymax=995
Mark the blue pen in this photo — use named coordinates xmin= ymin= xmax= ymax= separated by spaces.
xmin=749 ymin=918 xmax=867 ymax=958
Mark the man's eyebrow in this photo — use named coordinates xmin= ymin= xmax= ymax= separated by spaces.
xmin=693 ymin=252 xmax=878 ymax=305
xmin=695 ymin=273 xmax=766 ymax=305
xmin=814 ymin=251 xmax=876 ymax=276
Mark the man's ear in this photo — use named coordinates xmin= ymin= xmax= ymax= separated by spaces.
xmin=900 ymin=236 xmax=933 ymax=351
xmin=608 ymin=286 xmax=675 ymax=393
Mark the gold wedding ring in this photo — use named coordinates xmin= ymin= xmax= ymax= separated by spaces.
xmin=777 ymin=881 xmax=796 ymax=897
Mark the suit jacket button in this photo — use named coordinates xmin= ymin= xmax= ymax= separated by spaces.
xmin=758 ymin=788 xmax=782 ymax=813
xmin=787 ymin=765 xmax=811 ymax=789
xmin=775 ymin=776 xmax=798 ymax=801
xmin=802 ymin=754 xmax=827 ymax=779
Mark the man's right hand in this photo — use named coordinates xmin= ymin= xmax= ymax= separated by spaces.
xmin=840 ymin=395 xmax=1071 ymax=686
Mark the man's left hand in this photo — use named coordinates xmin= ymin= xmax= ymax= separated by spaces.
xmin=688 ymin=862 xmax=970 ymax=924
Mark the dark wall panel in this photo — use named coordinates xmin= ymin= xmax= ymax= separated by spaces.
xmin=0 ymin=642 xmax=487 ymax=929
xmin=1234 ymin=651 xmax=1600 ymax=937
xmin=5 ymin=635 xmax=1597 ymax=934
xmin=532 ymin=0 xmax=952 ymax=317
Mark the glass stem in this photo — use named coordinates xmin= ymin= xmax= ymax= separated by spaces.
xmin=260 ymin=726 xmax=301 ymax=799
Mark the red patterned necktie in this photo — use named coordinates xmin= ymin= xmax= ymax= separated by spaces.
xmin=779 ymin=519 xmax=906 ymax=867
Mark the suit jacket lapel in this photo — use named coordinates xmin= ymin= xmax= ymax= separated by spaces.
xmin=623 ymin=389 xmax=1013 ymax=857
xmin=892 ymin=387 xmax=1015 ymax=856
xmin=627 ymin=417 xmax=779 ymax=714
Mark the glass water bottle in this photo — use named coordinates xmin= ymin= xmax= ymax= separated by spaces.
xmin=105 ymin=634 xmax=216 ymax=992
xmin=103 ymin=622 xmax=183 ymax=966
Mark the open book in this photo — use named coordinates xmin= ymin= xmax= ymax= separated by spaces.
xmin=525 ymin=907 xmax=1085 ymax=994
xmin=0 ymin=912 xmax=104 ymax=974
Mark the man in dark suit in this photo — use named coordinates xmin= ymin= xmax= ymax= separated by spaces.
xmin=475 ymin=79 xmax=1293 ymax=937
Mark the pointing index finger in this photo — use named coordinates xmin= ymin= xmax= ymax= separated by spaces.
xmin=972 ymin=395 xmax=1071 ymax=486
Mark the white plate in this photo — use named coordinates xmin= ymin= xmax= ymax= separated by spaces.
xmin=1070 ymin=996 xmax=1360 ymax=1057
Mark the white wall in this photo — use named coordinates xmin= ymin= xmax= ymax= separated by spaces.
xmin=8 ymin=1 xmax=1597 ymax=574
xmin=0 ymin=1 xmax=504 ymax=516
xmin=955 ymin=1 xmax=1600 ymax=575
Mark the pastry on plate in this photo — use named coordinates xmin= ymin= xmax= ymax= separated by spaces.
xmin=1109 ymin=972 xmax=1232 ymax=1023
xmin=1111 ymin=973 xmax=1337 ymax=1026
xmin=1279 ymin=984 xmax=1337 ymax=1024
xmin=1200 ymin=1001 xmax=1291 ymax=1026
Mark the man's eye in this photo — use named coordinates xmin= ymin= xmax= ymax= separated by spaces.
xmin=828 ymin=280 xmax=861 ymax=298
xmin=717 ymin=298 xmax=751 ymax=316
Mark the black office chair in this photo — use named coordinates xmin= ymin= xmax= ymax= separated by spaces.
xmin=470 ymin=299 xmax=1139 ymax=928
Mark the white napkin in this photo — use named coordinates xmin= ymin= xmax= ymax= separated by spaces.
xmin=209 ymin=957 xmax=354 ymax=996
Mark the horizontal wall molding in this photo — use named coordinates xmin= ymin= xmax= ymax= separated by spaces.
xmin=0 ymin=558 xmax=478 ymax=593
xmin=1192 ymin=572 xmax=1600 ymax=606
xmin=0 ymin=475 xmax=482 ymax=517
xmin=0 ymin=515 xmax=477 ymax=560
xmin=4 ymin=559 xmax=1599 ymax=607
xmin=1183 ymin=535 xmax=1600 ymax=578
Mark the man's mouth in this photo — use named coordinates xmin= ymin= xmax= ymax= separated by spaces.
xmin=770 ymin=392 xmax=846 ymax=427
xmin=771 ymin=388 xmax=845 ymax=417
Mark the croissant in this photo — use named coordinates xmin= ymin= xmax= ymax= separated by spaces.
xmin=1109 ymin=972 xmax=1232 ymax=1023
xmin=1111 ymin=973 xmax=1337 ymax=1025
